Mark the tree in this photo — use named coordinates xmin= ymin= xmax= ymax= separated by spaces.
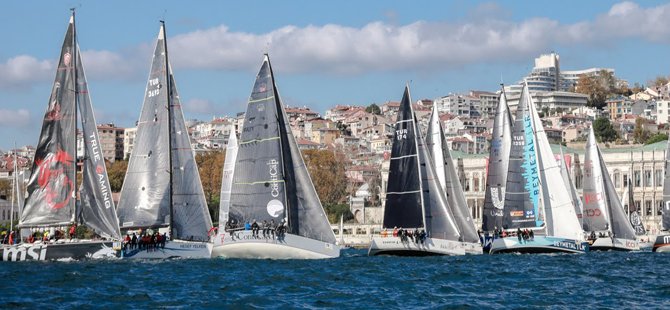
xmin=633 ymin=117 xmax=650 ymax=144
xmin=106 ymin=160 xmax=128 ymax=192
xmin=645 ymin=133 xmax=668 ymax=145
xmin=302 ymin=149 xmax=348 ymax=206
xmin=649 ymin=76 xmax=669 ymax=88
xmin=324 ymin=203 xmax=353 ymax=223
xmin=195 ymin=150 xmax=225 ymax=222
xmin=592 ymin=117 xmax=618 ymax=143
xmin=365 ymin=103 xmax=381 ymax=115
xmin=0 ymin=180 xmax=10 ymax=198
xmin=575 ymin=70 xmax=617 ymax=110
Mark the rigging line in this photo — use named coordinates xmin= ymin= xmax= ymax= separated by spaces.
xmin=248 ymin=96 xmax=275 ymax=103
xmin=239 ymin=136 xmax=280 ymax=145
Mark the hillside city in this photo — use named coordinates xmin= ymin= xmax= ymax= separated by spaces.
xmin=1 ymin=52 xmax=669 ymax=234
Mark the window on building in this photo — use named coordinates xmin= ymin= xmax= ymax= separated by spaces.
xmin=623 ymin=174 xmax=629 ymax=187
xmin=659 ymin=201 xmax=665 ymax=216
xmin=634 ymin=171 xmax=641 ymax=187
xmin=645 ymin=201 xmax=652 ymax=216
xmin=613 ymin=171 xmax=620 ymax=188
xmin=474 ymin=174 xmax=480 ymax=192
xmin=464 ymin=176 xmax=470 ymax=192
xmin=656 ymin=169 xmax=663 ymax=187
xmin=644 ymin=170 xmax=652 ymax=187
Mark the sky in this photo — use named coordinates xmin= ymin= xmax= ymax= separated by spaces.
xmin=1 ymin=0 xmax=670 ymax=150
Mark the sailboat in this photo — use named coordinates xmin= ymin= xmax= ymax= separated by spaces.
xmin=582 ymin=127 xmax=639 ymax=251
xmin=481 ymin=86 xmax=512 ymax=252
xmin=369 ymin=85 xmax=465 ymax=256
xmin=116 ymin=22 xmax=213 ymax=259
xmin=425 ymin=103 xmax=482 ymax=254
xmin=3 ymin=11 xmax=121 ymax=261
xmin=489 ymin=82 xmax=587 ymax=254
xmin=211 ymin=54 xmax=340 ymax=259
xmin=213 ymin=125 xmax=237 ymax=246
xmin=9 ymin=146 xmax=24 ymax=236
xmin=652 ymin=140 xmax=670 ymax=252
xmin=621 ymin=176 xmax=646 ymax=236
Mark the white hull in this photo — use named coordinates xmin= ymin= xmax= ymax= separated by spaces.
xmin=589 ymin=237 xmax=639 ymax=251
xmin=212 ymin=230 xmax=340 ymax=259
xmin=117 ymin=240 xmax=212 ymax=259
xmin=489 ymin=236 xmax=589 ymax=254
xmin=462 ymin=241 xmax=483 ymax=255
xmin=368 ymin=236 xmax=466 ymax=256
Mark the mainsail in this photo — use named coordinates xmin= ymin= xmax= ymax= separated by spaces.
xmin=20 ymin=16 xmax=77 ymax=227
xmin=384 ymin=86 xmax=459 ymax=241
xmin=623 ymin=176 xmax=646 ymax=235
xmin=558 ymin=147 xmax=583 ymax=226
xmin=425 ymin=104 xmax=479 ymax=243
xmin=503 ymin=84 xmax=542 ymax=229
xmin=118 ymin=23 xmax=212 ymax=241
xmin=482 ymin=87 xmax=512 ymax=231
xmin=229 ymin=55 xmax=335 ymax=244
xmin=218 ymin=126 xmax=238 ymax=229
xmin=76 ymin=45 xmax=121 ymax=239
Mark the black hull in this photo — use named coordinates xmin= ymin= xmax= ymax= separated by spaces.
xmin=652 ymin=235 xmax=670 ymax=253
xmin=1 ymin=241 xmax=114 ymax=262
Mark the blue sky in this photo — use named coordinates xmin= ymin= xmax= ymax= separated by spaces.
xmin=1 ymin=1 xmax=670 ymax=150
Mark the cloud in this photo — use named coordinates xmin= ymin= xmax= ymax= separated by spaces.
xmin=0 ymin=56 xmax=53 ymax=89
xmin=0 ymin=109 xmax=31 ymax=128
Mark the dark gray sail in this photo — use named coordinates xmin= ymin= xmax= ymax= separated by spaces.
xmin=117 ymin=25 xmax=171 ymax=229
xmin=503 ymin=83 xmax=543 ymax=229
xmin=76 ymin=45 xmax=121 ymax=240
xmin=229 ymin=56 xmax=287 ymax=226
xmin=383 ymin=87 xmax=424 ymax=229
xmin=483 ymin=88 xmax=512 ymax=231
xmin=21 ymin=16 xmax=77 ymax=227
xmin=168 ymin=71 xmax=213 ymax=241
xmin=425 ymin=105 xmax=478 ymax=242
xmin=663 ymin=140 xmax=670 ymax=230
xmin=625 ymin=176 xmax=645 ymax=235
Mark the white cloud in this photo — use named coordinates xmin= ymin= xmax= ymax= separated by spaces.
xmin=0 ymin=55 xmax=53 ymax=89
xmin=0 ymin=109 xmax=31 ymax=128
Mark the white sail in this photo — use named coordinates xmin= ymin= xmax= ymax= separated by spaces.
xmin=528 ymin=85 xmax=583 ymax=240
xmin=558 ymin=146 xmax=583 ymax=226
xmin=582 ymin=127 xmax=611 ymax=232
xmin=218 ymin=125 xmax=238 ymax=229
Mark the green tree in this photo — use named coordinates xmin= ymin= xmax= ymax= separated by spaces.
xmin=106 ymin=160 xmax=128 ymax=192
xmin=592 ymin=117 xmax=618 ymax=143
xmin=365 ymin=103 xmax=381 ymax=115
xmin=324 ymin=203 xmax=353 ymax=224
xmin=633 ymin=117 xmax=650 ymax=144
xmin=645 ymin=133 xmax=668 ymax=145
xmin=195 ymin=150 xmax=225 ymax=222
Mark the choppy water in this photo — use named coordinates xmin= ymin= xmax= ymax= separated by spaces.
xmin=1 ymin=249 xmax=668 ymax=309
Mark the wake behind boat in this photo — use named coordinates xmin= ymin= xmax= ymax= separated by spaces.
xmin=489 ymin=82 xmax=588 ymax=254
xmin=368 ymin=85 xmax=465 ymax=256
xmin=211 ymin=55 xmax=340 ymax=259
xmin=3 ymin=11 xmax=121 ymax=261
xmin=115 ymin=22 xmax=213 ymax=259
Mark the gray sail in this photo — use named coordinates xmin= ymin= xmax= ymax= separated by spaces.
xmin=598 ymin=150 xmax=636 ymax=240
xmin=425 ymin=105 xmax=478 ymax=242
xmin=21 ymin=16 xmax=77 ymax=227
xmin=76 ymin=45 xmax=121 ymax=240
xmin=229 ymin=56 xmax=287 ymax=226
xmin=663 ymin=140 xmax=670 ymax=230
xmin=383 ymin=86 xmax=424 ymax=229
xmin=503 ymin=83 xmax=543 ymax=229
xmin=117 ymin=25 xmax=171 ymax=229
xmin=625 ymin=176 xmax=645 ymax=235
xmin=483 ymin=88 xmax=512 ymax=231
xmin=168 ymin=71 xmax=213 ymax=241
xmin=218 ymin=126 xmax=238 ymax=229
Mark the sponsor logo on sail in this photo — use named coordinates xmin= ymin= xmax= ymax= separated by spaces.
xmin=521 ymin=114 xmax=541 ymax=226
xmin=88 ymin=134 xmax=112 ymax=209
xmin=63 ymin=51 xmax=71 ymax=67
xmin=510 ymin=211 xmax=524 ymax=217
xmin=45 ymin=82 xmax=63 ymax=121
xmin=36 ymin=149 xmax=74 ymax=210
xmin=267 ymin=159 xmax=280 ymax=197
xmin=490 ymin=187 xmax=505 ymax=216
xmin=267 ymin=199 xmax=283 ymax=217
xmin=584 ymin=209 xmax=602 ymax=217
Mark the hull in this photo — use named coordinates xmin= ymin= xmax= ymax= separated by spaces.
xmin=368 ymin=236 xmax=466 ymax=256
xmin=117 ymin=240 xmax=212 ymax=259
xmin=652 ymin=234 xmax=670 ymax=253
xmin=462 ymin=241 xmax=484 ymax=255
xmin=589 ymin=237 xmax=639 ymax=252
xmin=1 ymin=240 xmax=115 ymax=262
xmin=212 ymin=230 xmax=340 ymax=259
xmin=489 ymin=236 xmax=589 ymax=254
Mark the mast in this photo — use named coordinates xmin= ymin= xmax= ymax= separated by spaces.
xmin=10 ymin=143 xmax=16 ymax=232
xmin=161 ymin=20 xmax=175 ymax=240
xmin=71 ymin=8 xmax=78 ymax=225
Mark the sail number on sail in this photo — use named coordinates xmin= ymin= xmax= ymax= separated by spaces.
xmin=147 ymin=78 xmax=161 ymax=97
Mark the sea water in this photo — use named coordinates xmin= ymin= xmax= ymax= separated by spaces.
xmin=0 ymin=249 xmax=668 ymax=309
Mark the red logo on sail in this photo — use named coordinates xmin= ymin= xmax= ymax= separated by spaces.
xmin=36 ymin=149 xmax=74 ymax=210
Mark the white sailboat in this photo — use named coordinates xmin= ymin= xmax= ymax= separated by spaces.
xmin=368 ymin=85 xmax=465 ymax=256
xmin=425 ymin=104 xmax=482 ymax=254
xmin=212 ymin=54 xmax=340 ymax=259
xmin=3 ymin=11 xmax=121 ymax=261
xmin=489 ymin=82 xmax=587 ymax=254
xmin=582 ymin=127 xmax=639 ymax=251
xmin=652 ymin=139 xmax=670 ymax=252
xmin=558 ymin=146 xmax=583 ymax=226
xmin=116 ymin=22 xmax=213 ymax=259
